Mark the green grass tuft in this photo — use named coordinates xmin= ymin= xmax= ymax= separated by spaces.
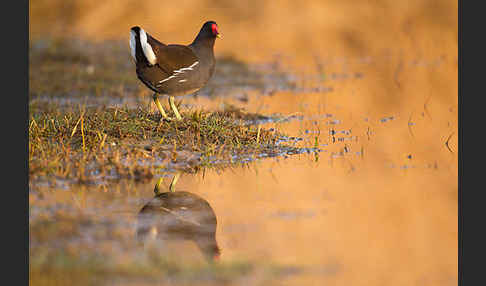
xmin=29 ymin=104 xmax=287 ymax=185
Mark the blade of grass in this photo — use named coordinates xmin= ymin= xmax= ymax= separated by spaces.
xmin=81 ymin=114 xmax=86 ymax=154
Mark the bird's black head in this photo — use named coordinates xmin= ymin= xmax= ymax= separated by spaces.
xmin=191 ymin=21 xmax=221 ymax=49
xmin=198 ymin=21 xmax=221 ymax=39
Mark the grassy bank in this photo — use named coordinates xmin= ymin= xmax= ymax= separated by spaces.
xmin=29 ymin=102 xmax=293 ymax=184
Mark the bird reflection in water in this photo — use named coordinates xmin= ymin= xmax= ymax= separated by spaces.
xmin=137 ymin=172 xmax=220 ymax=262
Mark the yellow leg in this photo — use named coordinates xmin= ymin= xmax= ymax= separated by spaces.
xmin=152 ymin=93 xmax=169 ymax=119
xmin=169 ymin=172 xmax=181 ymax=192
xmin=169 ymin=96 xmax=183 ymax=120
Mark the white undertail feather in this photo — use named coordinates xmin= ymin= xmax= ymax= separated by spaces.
xmin=157 ymin=61 xmax=199 ymax=85
xmin=129 ymin=30 xmax=136 ymax=61
xmin=139 ymin=28 xmax=157 ymax=65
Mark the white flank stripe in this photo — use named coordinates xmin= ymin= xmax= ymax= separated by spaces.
xmin=158 ymin=61 xmax=199 ymax=84
xmin=139 ymin=29 xmax=157 ymax=65
xmin=129 ymin=30 xmax=136 ymax=61
xmin=158 ymin=75 xmax=177 ymax=85
xmin=178 ymin=61 xmax=199 ymax=72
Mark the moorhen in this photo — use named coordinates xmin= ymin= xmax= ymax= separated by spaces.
xmin=129 ymin=21 xmax=221 ymax=120
xmin=137 ymin=174 xmax=220 ymax=262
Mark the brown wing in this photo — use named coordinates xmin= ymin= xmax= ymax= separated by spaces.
xmin=147 ymin=35 xmax=199 ymax=74
xmin=136 ymin=33 xmax=201 ymax=93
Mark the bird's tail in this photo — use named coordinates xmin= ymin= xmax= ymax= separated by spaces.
xmin=129 ymin=26 xmax=157 ymax=65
